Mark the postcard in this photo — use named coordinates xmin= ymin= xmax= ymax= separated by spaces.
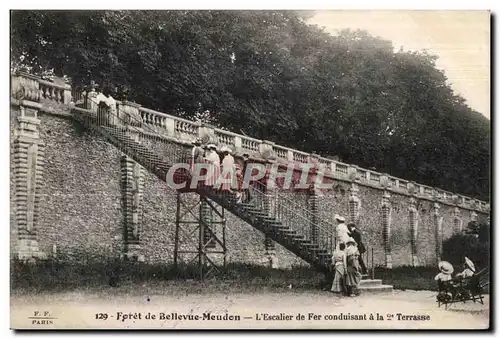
xmin=10 ymin=9 xmax=490 ymax=330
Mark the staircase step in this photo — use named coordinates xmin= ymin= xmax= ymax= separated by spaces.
xmin=301 ymin=242 xmax=320 ymax=249
xmin=239 ymin=203 xmax=256 ymax=208
xmin=110 ymin=132 xmax=128 ymax=139
xmin=264 ymin=220 xmax=286 ymax=226
xmin=109 ymin=135 xmax=131 ymax=142
xmin=156 ymin=164 xmax=171 ymax=171
xmin=253 ymin=213 xmax=272 ymax=218
xmin=300 ymin=246 xmax=321 ymax=252
xmin=262 ymin=216 xmax=279 ymax=220
xmin=358 ymin=284 xmax=393 ymax=294
xmin=359 ymin=279 xmax=383 ymax=288
xmin=265 ymin=221 xmax=285 ymax=226
xmin=240 ymin=203 xmax=258 ymax=208
xmin=273 ymin=228 xmax=294 ymax=234
xmin=87 ymin=121 xmax=338 ymax=274
xmin=245 ymin=208 xmax=265 ymax=214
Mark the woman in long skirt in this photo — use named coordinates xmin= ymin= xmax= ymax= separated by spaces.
xmin=345 ymin=238 xmax=362 ymax=297
xmin=204 ymin=144 xmax=221 ymax=188
xmin=220 ymin=146 xmax=237 ymax=193
xmin=331 ymin=243 xmax=347 ymax=294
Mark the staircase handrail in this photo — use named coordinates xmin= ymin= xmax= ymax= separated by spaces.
xmin=79 ymin=96 xmax=337 ymax=255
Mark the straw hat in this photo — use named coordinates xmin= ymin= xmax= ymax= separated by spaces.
xmin=206 ymin=143 xmax=217 ymax=150
xmin=465 ymin=257 xmax=476 ymax=272
xmin=438 ymin=261 xmax=454 ymax=275
xmin=334 ymin=214 xmax=345 ymax=222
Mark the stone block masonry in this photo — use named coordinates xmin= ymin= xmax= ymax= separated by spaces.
xmin=11 ymin=108 xmax=309 ymax=268
xmin=308 ymin=187 xmax=319 ymax=244
xmin=381 ymin=191 xmax=392 ymax=269
xmin=34 ymin=112 xmax=124 ymax=261
xmin=13 ymin=132 xmax=45 ymax=259
xmin=11 ymin=72 xmax=47 ymax=260
xmin=120 ymin=155 xmax=145 ymax=261
xmin=10 ymin=105 xmax=489 ymax=268
xmin=9 ymin=73 xmax=489 ymax=269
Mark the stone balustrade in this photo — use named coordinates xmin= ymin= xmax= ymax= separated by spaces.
xmin=240 ymin=135 xmax=261 ymax=154
xmin=292 ymin=150 xmax=309 ymax=163
xmin=11 ymin=72 xmax=489 ymax=214
xmin=103 ymin=99 xmax=494 ymax=213
xmin=335 ymin=162 xmax=349 ymax=177
xmin=11 ymin=71 xmax=71 ymax=111
xmin=272 ymin=144 xmax=289 ymax=161
xmin=39 ymin=79 xmax=71 ymax=105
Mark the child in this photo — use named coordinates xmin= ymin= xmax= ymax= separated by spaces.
xmin=435 ymin=261 xmax=454 ymax=282
xmin=435 ymin=261 xmax=454 ymax=304
xmin=455 ymin=257 xmax=475 ymax=279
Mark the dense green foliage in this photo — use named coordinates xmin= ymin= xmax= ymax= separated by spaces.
xmin=11 ymin=10 xmax=490 ymax=200
xmin=442 ymin=220 xmax=490 ymax=270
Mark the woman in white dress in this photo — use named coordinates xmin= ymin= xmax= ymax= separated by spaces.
xmin=455 ymin=257 xmax=475 ymax=279
xmin=204 ymin=144 xmax=220 ymax=188
xmin=220 ymin=146 xmax=237 ymax=192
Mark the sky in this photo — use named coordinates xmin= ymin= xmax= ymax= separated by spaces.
xmin=308 ymin=10 xmax=490 ymax=119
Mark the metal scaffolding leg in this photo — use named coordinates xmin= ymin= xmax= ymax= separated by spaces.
xmin=173 ymin=193 xmax=227 ymax=280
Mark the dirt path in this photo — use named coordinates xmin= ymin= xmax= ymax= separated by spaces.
xmin=11 ymin=288 xmax=489 ymax=330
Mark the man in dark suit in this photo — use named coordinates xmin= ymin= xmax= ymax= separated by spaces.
xmin=348 ymin=223 xmax=367 ymax=274
xmin=240 ymin=153 xmax=252 ymax=202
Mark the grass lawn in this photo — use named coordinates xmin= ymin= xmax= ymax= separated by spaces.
xmin=10 ymin=259 xmax=325 ymax=294
xmin=13 ymin=259 xmax=487 ymax=294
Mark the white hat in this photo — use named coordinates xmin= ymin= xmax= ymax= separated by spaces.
xmin=335 ymin=214 xmax=345 ymax=222
xmin=465 ymin=257 xmax=476 ymax=272
xmin=438 ymin=261 xmax=454 ymax=275
xmin=207 ymin=144 xmax=217 ymax=149
xmin=221 ymin=146 xmax=232 ymax=153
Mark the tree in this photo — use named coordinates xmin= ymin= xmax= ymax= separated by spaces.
xmin=442 ymin=221 xmax=490 ymax=269
xmin=10 ymin=10 xmax=490 ymax=200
